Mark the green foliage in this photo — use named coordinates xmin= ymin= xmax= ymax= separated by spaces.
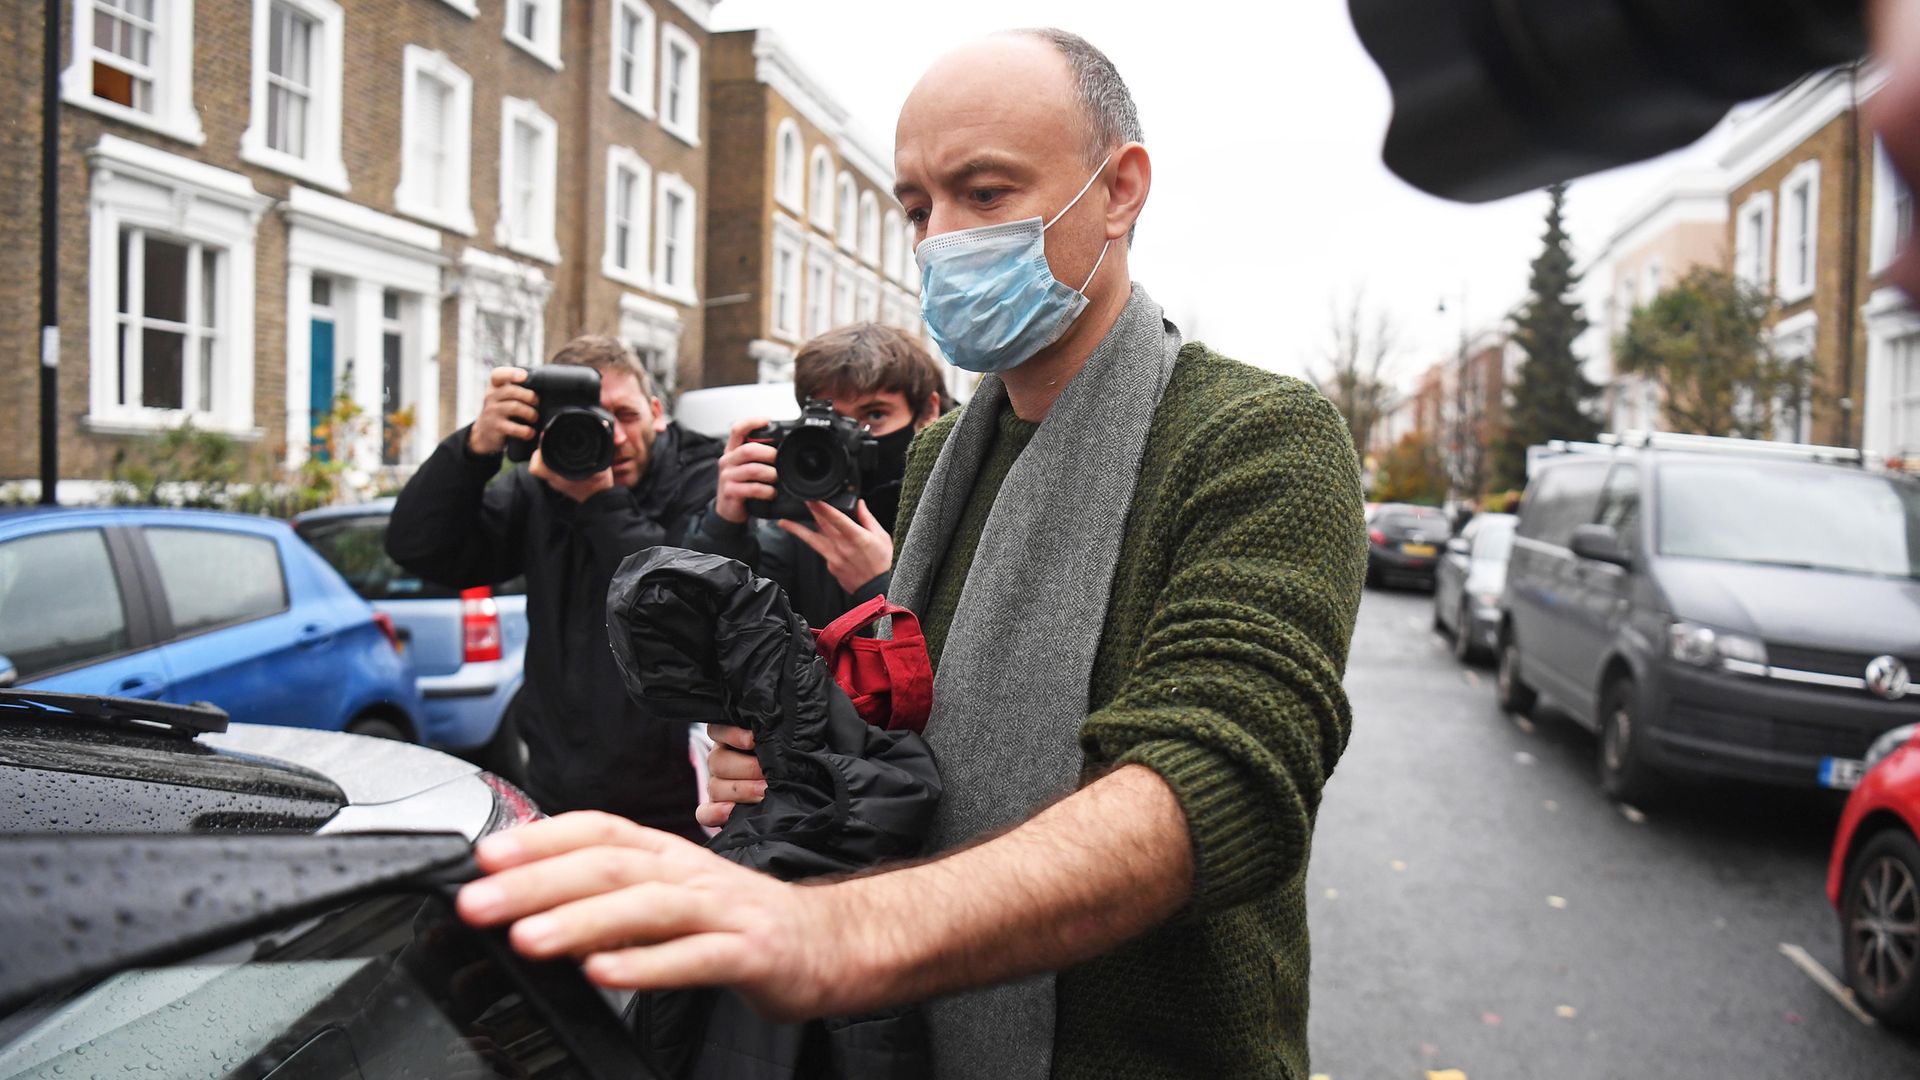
xmin=1494 ymin=183 xmax=1600 ymax=489
xmin=1372 ymin=432 xmax=1450 ymax=505
xmin=1615 ymin=266 xmax=1807 ymax=439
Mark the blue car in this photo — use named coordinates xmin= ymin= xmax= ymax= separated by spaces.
xmin=293 ymin=500 xmax=529 ymax=759
xmin=0 ymin=507 xmax=422 ymax=739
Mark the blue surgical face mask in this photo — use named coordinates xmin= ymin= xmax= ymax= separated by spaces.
xmin=915 ymin=157 xmax=1114 ymax=373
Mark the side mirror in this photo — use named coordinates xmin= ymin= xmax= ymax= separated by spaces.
xmin=1446 ymin=537 xmax=1470 ymax=556
xmin=0 ymin=654 xmax=14 ymax=688
xmin=1570 ymin=523 xmax=1630 ymax=568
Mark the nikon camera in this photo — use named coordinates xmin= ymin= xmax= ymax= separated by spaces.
xmin=503 ymin=366 xmax=616 ymax=481
xmin=745 ymin=399 xmax=879 ymax=521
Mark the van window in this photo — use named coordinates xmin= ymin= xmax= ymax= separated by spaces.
xmin=1658 ymin=461 xmax=1920 ymax=578
xmin=1516 ymin=462 xmax=1608 ymax=548
xmin=1595 ymin=465 xmax=1642 ymax=559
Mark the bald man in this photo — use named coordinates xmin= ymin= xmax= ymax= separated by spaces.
xmin=456 ymin=29 xmax=1366 ymax=1080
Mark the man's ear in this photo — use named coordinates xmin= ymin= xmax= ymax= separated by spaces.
xmin=916 ymin=391 xmax=943 ymax=432
xmin=650 ymin=396 xmax=668 ymax=434
xmin=1106 ymin=142 xmax=1151 ymax=243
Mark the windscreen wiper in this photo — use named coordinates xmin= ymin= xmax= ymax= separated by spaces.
xmin=0 ymin=688 xmax=229 ymax=737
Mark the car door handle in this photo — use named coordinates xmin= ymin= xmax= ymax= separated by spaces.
xmin=115 ymin=674 xmax=165 ymax=699
xmin=297 ymin=624 xmax=334 ymax=649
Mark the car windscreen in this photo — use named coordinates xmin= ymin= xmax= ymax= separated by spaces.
xmin=0 ymin=892 xmax=636 ymax=1079
xmin=296 ymin=516 xmax=461 ymax=602
xmin=1657 ymin=461 xmax=1920 ymax=579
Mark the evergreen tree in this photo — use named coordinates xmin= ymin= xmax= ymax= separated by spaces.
xmin=1493 ymin=183 xmax=1599 ymax=490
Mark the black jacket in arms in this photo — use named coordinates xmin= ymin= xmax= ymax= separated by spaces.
xmin=385 ymin=422 xmax=722 ymax=836
xmin=679 ymin=506 xmax=890 ymax=631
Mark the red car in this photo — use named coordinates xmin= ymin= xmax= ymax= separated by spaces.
xmin=1828 ymin=721 xmax=1920 ymax=1030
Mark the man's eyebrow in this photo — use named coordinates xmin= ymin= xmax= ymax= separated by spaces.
xmin=895 ymin=156 xmax=1028 ymax=201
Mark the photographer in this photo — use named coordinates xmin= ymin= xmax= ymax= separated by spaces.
xmin=680 ymin=323 xmax=944 ymax=629
xmin=387 ymin=335 xmax=720 ymax=840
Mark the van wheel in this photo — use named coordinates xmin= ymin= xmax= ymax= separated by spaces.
xmin=1842 ymin=829 xmax=1920 ymax=1031
xmin=347 ymin=715 xmax=409 ymax=742
xmin=1597 ymin=677 xmax=1661 ymax=805
xmin=1496 ymin=631 xmax=1535 ymax=715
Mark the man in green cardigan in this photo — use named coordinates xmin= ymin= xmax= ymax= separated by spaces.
xmin=456 ymin=27 xmax=1366 ymax=1080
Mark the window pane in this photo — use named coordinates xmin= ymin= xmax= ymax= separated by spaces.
xmin=117 ymin=229 xmax=133 ymax=314
xmin=298 ymin=517 xmax=460 ymax=601
xmin=92 ymin=61 xmax=137 ymax=109
xmin=141 ymin=328 xmax=184 ymax=410
xmin=198 ymin=337 xmax=215 ymax=414
xmin=311 ymin=275 xmax=332 ymax=307
xmin=143 ymin=236 xmax=187 ymax=323
xmin=382 ymin=331 xmax=404 ymax=465
xmin=382 ymin=289 xmax=401 ymax=322
xmin=200 ymin=248 xmax=218 ymax=328
xmin=145 ymin=528 xmax=289 ymax=636
xmin=0 ymin=530 xmax=130 ymax=680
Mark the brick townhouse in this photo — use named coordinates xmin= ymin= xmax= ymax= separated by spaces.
xmin=0 ymin=0 xmax=720 ymax=493
xmin=1719 ymin=63 xmax=1915 ymax=456
xmin=700 ymin=28 xmax=940 ymax=394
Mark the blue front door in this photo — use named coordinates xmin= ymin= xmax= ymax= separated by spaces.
xmin=310 ymin=319 xmax=336 ymax=461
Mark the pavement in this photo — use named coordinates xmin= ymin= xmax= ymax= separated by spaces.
xmin=1306 ymin=585 xmax=1920 ymax=1080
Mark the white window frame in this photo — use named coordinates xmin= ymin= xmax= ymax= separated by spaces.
xmin=658 ymin=21 xmax=701 ymax=147
xmin=835 ymin=173 xmax=857 ymax=252
xmin=1872 ymin=138 xmax=1914 ymax=276
xmin=504 ymin=0 xmax=563 ymax=71
xmin=774 ymin=119 xmax=805 ymax=216
xmin=809 ymin=147 xmax=835 ymax=232
xmin=1734 ymin=191 xmax=1774 ymax=294
xmin=855 ymin=267 xmax=880 ymax=324
xmin=84 ymin=136 xmax=270 ymax=436
xmin=806 ymin=237 xmax=834 ymax=339
xmin=832 ymin=252 xmax=857 ymax=326
xmin=858 ymin=190 xmax=881 ymax=266
xmin=602 ymin=145 xmax=653 ymax=290
xmin=1891 ymin=330 xmax=1920 ymax=457
xmin=62 ymin=0 xmax=206 ymax=146
xmin=1776 ymin=159 xmax=1820 ymax=304
xmin=771 ymin=218 xmax=805 ymax=343
xmin=609 ymin=0 xmax=656 ymax=117
xmin=455 ymin=248 xmax=550 ymax=424
xmin=1639 ymin=257 xmax=1662 ymax=305
xmin=496 ymin=96 xmax=560 ymax=265
xmin=394 ymin=47 xmax=474 ymax=236
xmin=436 ymin=0 xmax=478 ymax=15
xmin=653 ymin=172 xmax=699 ymax=305
xmin=238 ymin=0 xmax=347 ymax=192
xmin=882 ymin=210 xmax=906 ymax=284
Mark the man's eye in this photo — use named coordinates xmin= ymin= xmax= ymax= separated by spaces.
xmin=905 ymin=208 xmax=929 ymax=226
xmin=866 ymin=410 xmax=889 ymax=423
xmin=968 ymin=189 xmax=998 ymax=206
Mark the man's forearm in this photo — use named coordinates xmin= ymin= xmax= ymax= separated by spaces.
xmin=810 ymin=763 xmax=1193 ymax=1014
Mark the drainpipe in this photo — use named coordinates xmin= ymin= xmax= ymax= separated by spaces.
xmin=38 ymin=0 xmax=59 ymax=505
xmin=1838 ymin=61 xmax=1864 ymax=448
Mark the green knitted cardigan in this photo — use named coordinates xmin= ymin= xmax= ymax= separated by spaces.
xmin=893 ymin=344 xmax=1367 ymax=1080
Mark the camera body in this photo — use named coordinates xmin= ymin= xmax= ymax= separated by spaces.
xmin=503 ymin=366 xmax=617 ymax=481
xmin=745 ymin=399 xmax=879 ymax=521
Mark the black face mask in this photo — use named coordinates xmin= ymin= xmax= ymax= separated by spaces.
xmin=863 ymin=423 xmax=916 ymax=534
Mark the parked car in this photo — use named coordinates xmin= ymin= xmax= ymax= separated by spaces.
xmin=1434 ymin=512 xmax=1517 ymax=662
xmin=1827 ymin=721 xmax=1920 ymax=1030
xmin=0 ymin=688 xmax=657 ymax=1079
xmin=1366 ymin=503 xmax=1453 ymax=589
xmin=672 ymin=381 xmax=801 ymax=439
xmin=293 ymin=499 xmax=528 ymax=762
xmin=0 ymin=507 xmax=422 ymax=740
xmin=1497 ymin=432 xmax=1920 ymax=803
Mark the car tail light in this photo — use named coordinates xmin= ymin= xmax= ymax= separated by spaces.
xmin=480 ymin=772 xmax=544 ymax=834
xmin=1369 ymin=528 xmax=1386 ymax=546
xmin=461 ymin=586 xmax=503 ymax=663
xmin=371 ymin=612 xmax=403 ymax=654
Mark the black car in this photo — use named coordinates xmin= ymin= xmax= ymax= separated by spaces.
xmin=0 ymin=690 xmax=660 ymax=1079
xmin=1366 ymin=504 xmax=1453 ymax=589
xmin=1497 ymin=433 xmax=1920 ymax=803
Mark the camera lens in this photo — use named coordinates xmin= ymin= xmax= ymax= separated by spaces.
xmin=777 ymin=428 xmax=848 ymax=501
xmin=541 ymin=409 xmax=614 ymax=480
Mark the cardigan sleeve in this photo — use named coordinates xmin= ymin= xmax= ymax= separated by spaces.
xmin=1077 ymin=381 xmax=1367 ymax=916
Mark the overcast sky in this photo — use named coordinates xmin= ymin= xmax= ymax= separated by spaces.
xmin=710 ymin=0 xmax=1723 ymax=391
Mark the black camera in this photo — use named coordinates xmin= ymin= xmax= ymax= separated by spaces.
xmin=745 ymin=400 xmax=879 ymax=521
xmin=503 ymin=366 xmax=616 ymax=481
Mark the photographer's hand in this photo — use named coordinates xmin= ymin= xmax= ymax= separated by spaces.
xmin=696 ymin=723 xmax=765 ymax=829
xmin=713 ymin=417 xmax=780 ymax=525
xmin=529 ymin=448 xmax=615 ymax=503
xmin=468 ymin=367 xmax=539 ymax=457
xmin=778 ymin=500 xmax=894 ymax=595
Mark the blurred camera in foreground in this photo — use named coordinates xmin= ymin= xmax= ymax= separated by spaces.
xmin=504 ymin=366 xmax=616 ymax=481
xmin=745 ymin=399 xmax=880 ymax=521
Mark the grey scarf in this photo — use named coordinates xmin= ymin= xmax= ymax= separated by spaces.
xmin=888 ymin=285 xmax=1180 ymax=1080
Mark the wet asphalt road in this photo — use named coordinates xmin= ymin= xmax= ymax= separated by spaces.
xmin=1305 ymin=585 xmax=1920 ymax=1080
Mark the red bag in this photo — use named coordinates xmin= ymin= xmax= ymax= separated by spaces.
xmin=813 ymin=595 xmax=933 ymax=735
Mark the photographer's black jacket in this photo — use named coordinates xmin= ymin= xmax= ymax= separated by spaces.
xmin=679 ymin=506 xmax=889 ymax=631
xmin=386 ymin=423 xmax=721 ymax=836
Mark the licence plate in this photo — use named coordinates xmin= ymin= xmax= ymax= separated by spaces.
xmin=1401 ymin=543 xmax=1437 ymax=557
xmin=1820 ymin=757 xmax=1865 ymax=790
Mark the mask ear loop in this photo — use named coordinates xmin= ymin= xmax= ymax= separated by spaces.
xmin=1044 ymin=153 xmax=1116 ymax=231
